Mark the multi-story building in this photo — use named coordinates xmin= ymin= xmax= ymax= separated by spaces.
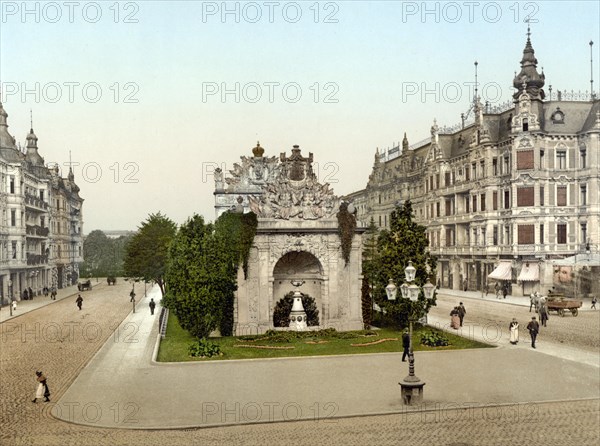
xmin=346 ymin=32 xmax=600 ymax=297
xmin=0 ymin=100 xmax=84 ymax=303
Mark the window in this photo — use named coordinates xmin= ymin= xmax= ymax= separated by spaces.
xmin=518 ymin=225 xmax=535 ymax=244
xmin=10 ymin=209 xmax=15 ymax=226
xmin=465 ymin=167 xmax=470 ymax=181
xmin=580 ymin=149 xmax=587 ymax=168
xmin=445 ymin=228 xmax=455 ymax=246
xmin=492 ymin=158 xmax=498 ymax=175
xmin=472 ymin=195 xmax=477 ymax=212
xmin=504 ymin=225 xmax=511 ymax=245
xmin=504 ymin=190 xmax=510 ymax=209
xmin=9 ymin=176 xmax=14 ymax=194
xmin=557 ymin=224 xmax=567 ymax=244
xmin=480 ymin=160 xmax=485 ymax=178
xmin=581 ymin=223 xmax=587 ymax=246
xmin=436 ymin=202 xmax=440 ymax=217
xmin=523 ymin=118 xmax=528 ymax=131
xmin=473 ymin=227 xmax=478 ymax=245
xmin=465 ymin=196 xmax=470 ymax=213
xmin=580 ymin=185 xmax=587 ymax=205
xmin=540 ymin=186 xmax=545 ymax=206
xmin=445 ymin=200 xmax=452 ymax=216
xmin=540 ymin=224 xmax=544 ymax=244
xmin=540 ymin=149 xmax=544 ymax=168
xmin=517 ymin=187 xmax=535 ymax=206
xmin=493 ymin=225 xmax=498 ymax=245
xmin=557 ymin=186 xmax=567 ymax=206
xmin=493 ymin=191 xmax=498 ymax=210
xmin=481 ymin=228 xmax=486 ymax=245
xmin=480 ymin=194 xmax=486 ymax=211
xmin=445 ymin=172 xmax=451 ymax=187
xmin=12 ymin=241 xmax=17 ymax=259
xmin=503 ymin=156 xmax=509 ymax=174
xmin=472 ymin=163 xmax=477 ymax=179
xmin=557 ymin=151 xmax=567 ymax=169
xmin=517 ymin=150 xmax=534 ymax=170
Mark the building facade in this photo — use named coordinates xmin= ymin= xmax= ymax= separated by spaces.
xmin=0 ymin=101 xmax=84 ymax=303
xmin=346 ymin=34 xmax=600 ymax=297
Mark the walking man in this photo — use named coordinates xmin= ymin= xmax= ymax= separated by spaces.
xmin=149 ymin=298 xmax=156 ymax=315
xmin=129 ymin=289 xmax=136 ymax=303
xmin=76 ymin=294 xmax=83 ymax=310
xmin=458 ymin=302 xmax=466 ymax=327
xmin=401 ymin=329 xmax=410 ymax=362
xmin=592 ymin=296 xmax=597 ymax=310
xmin=526 ymin=316 xmax=539 ymax=349
xmin=495 ymin=282 xmax=501 ymax=299
xmin=502 ymin=283 xmax=508 ymax=299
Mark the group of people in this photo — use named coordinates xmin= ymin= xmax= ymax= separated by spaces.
xmin=449 ymin=302 xmax=466 ymax=329
xmin=42 ymin=286 xmax=58 ymax=300
xmin=509 ymin=316 xmax=541 ymax=348
xmin=494 ymin=282 xmax=509 ymax=299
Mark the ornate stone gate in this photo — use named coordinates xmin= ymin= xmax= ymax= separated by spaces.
xmin=216 ymin=143 xmax=364 ymax=335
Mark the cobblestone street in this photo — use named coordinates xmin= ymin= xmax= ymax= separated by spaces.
xmin=1 ymin=284 xmax=599 ymax=445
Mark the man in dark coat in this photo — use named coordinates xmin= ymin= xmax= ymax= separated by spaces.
xmin=76 ymin=294 xmax=83 ymax=310
xmin=401 ymin=329 xmax=410 ymax=362
xmin=457 ymin=302 xmax=466 ymax=326
xmin=129 ymin=289 xmax=136 ymax=302
xmin=149 ymin=298 xmax=156 ymax=315
xmin=526 ymin=316 xmax=540 ymax=348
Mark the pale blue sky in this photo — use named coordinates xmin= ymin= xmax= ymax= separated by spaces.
xmin=1 ymin=1 xmax=598 ymax=230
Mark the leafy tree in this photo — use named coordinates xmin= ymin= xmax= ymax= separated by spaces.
xmin=361 ymin=217 xmax=379 ymax=327
xmin=365 ymin=200 xmax=437 ymax=329
xmin=81 ymin=230 xmax=132 ymax=277
xmin=124 ymin=212 xmax=177 ymax=296
xmin=163 ymin=212 xmax=257 ymax=339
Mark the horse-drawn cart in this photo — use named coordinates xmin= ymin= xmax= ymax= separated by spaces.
xmin=78 ymin=280 xmax=92 ymax=291
xmin=546 ymin=296 xmax=582 ymax=317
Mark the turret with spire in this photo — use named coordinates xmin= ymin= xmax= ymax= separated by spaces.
xmin=513 ymin=23 xmax=546 ymax=101
xmin=25 ymin=111 xmax=45 ymax=166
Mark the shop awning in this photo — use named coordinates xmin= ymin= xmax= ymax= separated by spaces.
xmin=551 ymin=253 xmax=600 ymax=266
xmin=517 ymin=263 xmax=539 ymax=281
xmin=488 ymin=262 xmax=512 ymax=281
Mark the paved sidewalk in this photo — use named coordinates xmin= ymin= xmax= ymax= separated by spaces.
xmin=439 ymin=287 xmax=597 ymax=312
xmin=0 ymin=282 xmax=104 ymax=323
xmin=53 ymin=285 xmax=600 ymax=429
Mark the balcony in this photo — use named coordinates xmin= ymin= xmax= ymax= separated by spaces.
xmin=26 ymin=253 xmax=49 ymax=265
xmin=24 ymin=194 xmax=49 ymax=211
xmin=26 ymin=225 xmax=50 ymax=238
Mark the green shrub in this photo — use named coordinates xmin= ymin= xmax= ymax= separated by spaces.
xmin=419 ymin=331 xmax=449 ymax=347
xmin=188 ymin=338 xmax=222 ymax=358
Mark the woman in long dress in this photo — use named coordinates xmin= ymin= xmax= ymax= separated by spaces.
xmin=509 ymin=318 xmax=519 ymax=345
xmin=32 ymin=371 xmax=50 ymax=403
xmin=450 ymin=307 xmax=460 ymax=329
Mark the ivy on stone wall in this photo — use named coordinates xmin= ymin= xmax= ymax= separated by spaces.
xmin=336 ymin=202 xmax=357 ymax=266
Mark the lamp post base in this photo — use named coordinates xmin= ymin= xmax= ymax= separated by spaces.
xmin=399 ymin=380 xmax=425 ymax=405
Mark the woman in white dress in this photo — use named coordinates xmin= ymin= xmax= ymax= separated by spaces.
xmin=32 ymin=371 xmax=50 ymax=403
xmin=509 ymin=318 xmax=519 ymax=345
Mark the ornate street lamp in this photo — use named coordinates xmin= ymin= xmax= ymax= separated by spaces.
xmin=386 ymin=260 xmax=436 ymax=405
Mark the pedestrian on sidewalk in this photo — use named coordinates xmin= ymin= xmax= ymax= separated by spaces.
xmin=457 ymin=302 xmax=466 ymax=327
xmin=76 ymin=294 xmax=83 ymax=310
xmin=484 ymin=282 xmax=489 ymax=296
xmin=450 ymin=307 xmax=460 ymax=329
xmin=51 ymin=288 xmax=57 ymax=300
xmin=43 ymin=287 xmax=49 ymax=298
xmin=509 ymin=318 xmax=519 ymax=345
xmin=592 ymin=296 xmax=597 ymax=310
xmin=502 ymin=283 xmax=508 ymax=299
xmin=495 ymin=282 xmax=501 ymax=299
xmin=526 ymin=316 xmax=539 ymax=348
xmin=11 ymin=299 xmax=17 ymax=312
xmin=29 ymin=287 xmax=34 ymax=300
xmin=32 ymin=371 xmax=50 ymax=403
xmin=149 ymin=298 xmax=156 ymax=315
xmin=538 ymin=298 xmax=549 ymax=327
xmin=129 ymin=289 xmax=136 ymax=303
xmin=401 ymin=329 xmax=410 ymax=361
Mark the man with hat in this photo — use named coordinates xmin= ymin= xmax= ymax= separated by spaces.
xmin=526 ymin=316 xmax=540 ymax=349
xmin=401 ymin=329 xmax=410 ymax=362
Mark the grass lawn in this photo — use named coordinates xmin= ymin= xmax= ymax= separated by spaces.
xmin=157 ymin=311 xmax=493 ymax=362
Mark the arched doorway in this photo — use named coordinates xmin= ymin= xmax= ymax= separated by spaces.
xmin=273 ymin=251 xmax=323 ymax=323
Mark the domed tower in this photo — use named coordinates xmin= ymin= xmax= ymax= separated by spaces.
xmin=511 ymin=26 xmax=545 ymax=132
xmin=26 ymin=126 xmax=45 ymax=166
xmin=0 ymin=100 xmax=21 ymax=162
xmin=512 ymin=25 xmax=546 ymax=101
